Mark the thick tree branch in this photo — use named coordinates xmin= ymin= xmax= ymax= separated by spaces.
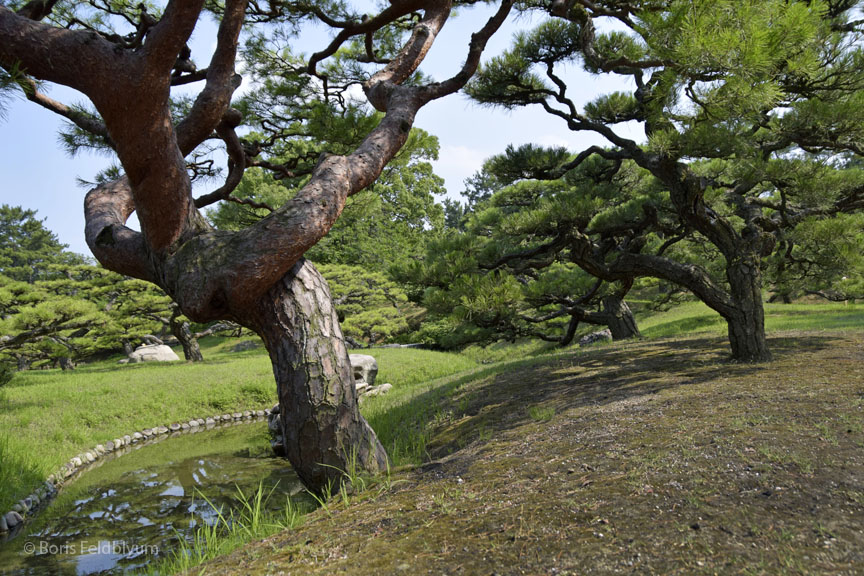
xmin=0 ymin=7 xmax=122 ymax=95
xmin=142 ymin=0 xmax=206 ymax=73
xmin=363 ymin=1 xmax=452 ymax=110
xmin=84 ymin=178 xmax=157 ymax=284
xmin=419 ymin=0 xmax=516 ymax=103
xmin=176 ymin=0 xmax=248 ymax=155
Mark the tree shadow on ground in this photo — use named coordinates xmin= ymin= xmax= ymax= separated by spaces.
xmin=411 ymin=334 xmax=839 ymax=466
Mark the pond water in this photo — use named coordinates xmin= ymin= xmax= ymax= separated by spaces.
xmin=0 ymin=422 xmax=308 ymax=575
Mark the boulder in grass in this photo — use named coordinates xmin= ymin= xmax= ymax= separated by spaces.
xmin=578 ymin=329 xmax=613 ymax=347
xmin=5 ymin=511 xmax=22 ymax=529
xmin=128 ymin=344 xmax=180 ymax=363
xmin=349 ymin=354 xmax=378 ymax=388
xmin=364 ymin=383 xmax=393 ymax=398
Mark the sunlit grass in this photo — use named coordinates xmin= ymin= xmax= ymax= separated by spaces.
xmin=2 ymin=298 xmax=861 ymax=517
xmin=0 ymin=340 xmax=478 ymax=513
xmin=139 ymin=483 xmax=313 ymax=576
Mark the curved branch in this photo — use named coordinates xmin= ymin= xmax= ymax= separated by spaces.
xmin=176 ymin=0 xmax=248 ymax=155
xmin=84 ymin=178 xmax=157 ymax=284
xmin=20 ymin=77 xmax=112 ymax=145
xmin=142 ymin=0 xmax=206 ymax=74
xmin=364 ymin=1 xmax=452 ymax=110
xmin=194 ymin=110 xmax=247 ymax=208
xmin=307 ymin=0 xmax=427 ymax=80
xmin=419 ymin=0 xmax=516 ymax=103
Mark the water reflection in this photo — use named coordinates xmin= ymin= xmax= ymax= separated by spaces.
xmin=0 ymin=423 xmax=305 ymax=575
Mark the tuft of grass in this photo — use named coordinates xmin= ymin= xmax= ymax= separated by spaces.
xmin=528 ymin=405 xmax=556 ymax=422
xmin=141 ymin=483 xmax=312 ymax=576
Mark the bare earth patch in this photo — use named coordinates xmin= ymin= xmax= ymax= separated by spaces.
xmin=197 ymin=333 xmax=864 ymax=575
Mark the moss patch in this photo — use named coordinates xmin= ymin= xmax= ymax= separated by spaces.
xmin=195 ymin=333 xmax=864 ymax=575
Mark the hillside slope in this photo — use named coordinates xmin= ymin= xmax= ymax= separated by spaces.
xmin=197 ymin=333 xmax=864 ymax=575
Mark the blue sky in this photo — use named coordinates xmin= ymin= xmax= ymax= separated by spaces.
xmin=0 ymin=4 xmax=637 ymax=255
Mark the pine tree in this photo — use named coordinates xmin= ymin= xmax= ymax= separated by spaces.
xmin=465 ymin=0 xmax=864 ymax=361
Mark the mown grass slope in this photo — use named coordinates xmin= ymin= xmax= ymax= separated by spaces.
xmin=0 ymin=341 xmax=477 ymax=512
xmin=199 ymin=333 xmax=864 ymax=575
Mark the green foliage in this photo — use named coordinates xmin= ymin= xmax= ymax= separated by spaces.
xmin=462 ymin=0 xmax=864 ymax=360
xmin=317 ymin=263 xmax=419 ymax=345
xmin=0 ymin=204 xmax=86 ymax=283
xmin=0 ymin=362 xmax=14 ymax=387
xmin=0 ymin=211 xmax=179 ymax=368
xmin=398 ymin=149 xmax=661 ymax=348
xmin=210 ymin=128 xmax=445 ymax=271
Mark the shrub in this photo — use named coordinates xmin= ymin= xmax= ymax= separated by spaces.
xmin=0 ymin=364 xmax=15 ymax=388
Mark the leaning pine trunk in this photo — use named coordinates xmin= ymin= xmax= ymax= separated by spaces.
xmin=725 ymin=257 xmax=771 ymax=362
xmin=248 ymin=259 xmax=388 ymax=492
xmin=601 ymin=295 xmax=641 ymax=340
xmin=170 ymin=316 xmax=204 ymax=362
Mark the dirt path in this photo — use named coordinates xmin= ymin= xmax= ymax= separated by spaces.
xmin=199 ymin=333 xmax=864 ymax=575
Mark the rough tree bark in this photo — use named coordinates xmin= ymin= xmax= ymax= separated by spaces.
xmin=249 ymin=259 xmax=387 ymax=487
xmin=601 ymin=294 xmax=641 ymax=341
xmin=724 ymin=257 xmax=771 ymax=362
xmin=169 ymin=306 xmax=204 ymax=362
xmin=0 ymin=0 xmax=515 ymax=492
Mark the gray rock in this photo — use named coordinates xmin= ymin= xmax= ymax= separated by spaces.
xmin=578 ymin=329 xmax=613 ymax=347
xmin=123 ymin=435 xmax=132 ymax=444
xmin=5 ymin=511 xmax=23 ymax=528
xmin=157 ymin=426 xmax=169 ymax=434
xmin=132 ymin=432 xmax=143 ymax=441
xmin=268 ymin=412 xmax=281 ymax=434
xmin=127 ymin=344 xmax=180 ymax=363
xmin=11 ymin=504 xmax=23 ymax=514
xmin=364 ymin=383 xmax=393 ymax=398
xmin=181 ymin=423 xmax=190 ymax=430
xmin=95 ymin=445 xmax=106 ymax=455
xmin=350 ymin=354 xmax=378 ymax=388
xmin=256 ymin=410 xmax=265 ymax=417
xmin=205 ymin=418 xmax=215 ymax=426
xmin=0 ymin=514 xmax=8 ymax=532
xmin=170 ymin=423 xmax=181 ymax=432
xmin=71 ymin=457 xmax=83 ymax=468
xmin=117 ymin=358 xmax=130 ymax=365
xmin=231 ymin=340 xmax=261 ymax=353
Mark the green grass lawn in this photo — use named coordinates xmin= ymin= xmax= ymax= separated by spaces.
xmin=0 ymin=340 xmax=478 ymax=513
xmin=1 ymin=299 xmax=862 ymax=516
xmin=638 ymin=299 xmax=864 ymax=338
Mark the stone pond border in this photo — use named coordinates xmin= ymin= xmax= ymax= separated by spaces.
xmin=0 ymin=407 xmax=274 ymax=536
